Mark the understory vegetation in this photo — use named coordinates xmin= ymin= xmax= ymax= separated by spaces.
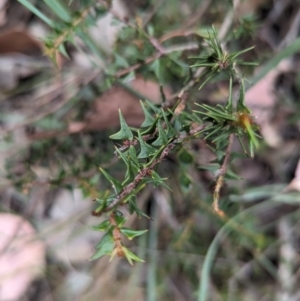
xmin=1 ymin=0 xmax=300 ymax=300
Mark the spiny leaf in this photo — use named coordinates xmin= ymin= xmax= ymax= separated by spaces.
xmin=150 ymin=170 xmax=172 ymax=190
xmin=109 ymin=109 xmax=133 ymax=140
xmin=124 ymin=146 xmax=140 ymax=169
xmin=114 ymin=147 xmax=139 ymax=184
xmin=122 ymin=246 xmax=145 ymax=265
xmin=152 ymin=120 xmax=168 ymax=146
xmin=137 ymin=131 xmax=157 ymax=159
xmin=90 ymin=232 xmax=114 ymax=260
xmin=115 ymin=215 xmax=127 ymax=227
xmin=90 ymin=219 xmax=111 ymax=232
xmin=162 ymin=110 xmax=176 ymax=138
xmin=128 ymin=197 xmax=150 ymax=218
xmin=225 ymin=169 xmax=242 ymax=180
xmin=99 ymin=167 xmax=123 ymax=194
xmin=140 ymin=101 xmax=155 ymax=128
xmin=120 ymin=228 xmax=148 ymax=240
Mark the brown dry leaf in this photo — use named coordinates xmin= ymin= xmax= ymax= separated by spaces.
xmin=0 ymin=213 xmax=46 ymax=300
xmin=0 ymin=29 xmax=42 ymax=55
xmin=246 ymin=59 xmax=291 ymax=147
xmin=69 ymin=76 xmax=172 ymax=133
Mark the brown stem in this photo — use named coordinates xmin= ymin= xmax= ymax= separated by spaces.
xmin=213 ymin=133 xmax=234 ymax=217
xmin=110 ymin=212 xmax=124 ymax=257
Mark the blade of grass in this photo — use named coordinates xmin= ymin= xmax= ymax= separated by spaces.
xmin=147 ymin=195 xmax=159 ymax=301
xmin=17 ymin=0 xmax=54 ymax=27
xmin=250 ymin=37 xmax=300 ymax=86
xmin=197 ymin=200 xmax=275 ymax=301
xmin=43 ymin=0 xmax=72 ymax=22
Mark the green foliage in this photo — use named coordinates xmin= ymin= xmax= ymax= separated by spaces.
xmin=17 ymin=0 xmax=261 ymax=267
xmin=189 ymin=26 xmax=257 ymax=89
xmin=86 ymin=30 xmax=260 ymax=263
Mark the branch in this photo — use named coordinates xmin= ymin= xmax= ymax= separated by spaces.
xmin=213 ymin=133 xmax=234 ymax=217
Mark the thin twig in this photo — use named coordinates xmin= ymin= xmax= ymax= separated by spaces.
xmin=102 ymin=143 xmax=176 ymax=213
xmin=213 ymin=133 xmax=234 ymax=217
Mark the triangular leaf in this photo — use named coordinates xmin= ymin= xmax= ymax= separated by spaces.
xmin=150 ymin=170 xmax=172 ymax=190
xmin=225 ymin=169 xmax=242 ymax=180
xmin=90 ymin=232 xmax=114 ymax=260
xmin=162 ymin=110 xmax=176 ymax=138
xmin=137 ymin=131 xmax=157 ymax=159
xmin=109 ymin=109 xmax=133 ymax=140
xmin=128 ymin=197 xmax=150 ymax=218
xmin=152 ymin=120 xmax=168 ymax=146
xmin=140 ymin=101 xmax=155 ymax=128
xmin=124 ymin=146 xmax=140 ymax=170
xmin=99 ymin=167 xmax=123 ymax=194
xmin=115 ymin=215 xmax=127 ymax=227
xmin=90 ymin=219 xmax=111 ymax=232
xmin=120 ymin=228 xmax=148 ymax=240
xmin=114 ymin=147 xmax=137 ymax=184
xmin=122 ymin=246 xmax=145 ymax=265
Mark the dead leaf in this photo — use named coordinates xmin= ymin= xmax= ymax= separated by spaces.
xmin=0 ymin=213 xmax=46 ymax=300
xmin=0 ymin=29 xmax=42 ymax=55
xmin=69 ymin=76 xmax=172 ymax=133
xmin=246 ymin=59 xmax=291 ymax=147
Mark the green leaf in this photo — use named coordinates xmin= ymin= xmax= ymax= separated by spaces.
xmin=162 ymin=110 xmax=176 ymax=138
xmin=230 ymin=152 xmax=247 ymax=163
xmin=115 ymin=215 xmax=127 ymax=227
xmin=199 ymin=164 xmax=220 ymax=175
xmin=109 ymin=109 xmax=134 ymax=140
xmin=137 ymin=131 xmax=157 ymax=159
xmin=152 ymin=120 xmax=168 ymax=146
xmin=43 ymin=0 xmax=72 ymax=22
xmin=94 ymin=5 xmax=108 ymax=18
xmin=179 ymin=171 xmax=193 ymax=193
xmin=77 ymin=31 xmax=106 ymax=61
xmin=90 ymin=219 xmax=111 ymax=232
xmin=124 ymin=146 xmax=140 ymax=169
xmin=150 ymin=59 xmax=163 ymax=83
xmin=178 ymin=148 xmax=193 ymax=164
xmin=17 ymin=0 xmax=54 ymax=27
xmin=150 ymin=170 xmax=172 ymax=190
xmin=122 ymin=246 xmax=145 ymax=265
xmin=114 ymin=147 xmax=136 ymax=184
xmin=128 ymin=198 xmax=150 ymax=218
xmin=145 ymin=100 xmax=160 ymax=112
xmin=90 ymin=233 xmax=114 ymax=260
xmin=140 ymin=101 xmax=155 ymax=128
xmin=99 ymin=167 xmax=123 ymax=194
xmin=225 ymin=169 xmax=242 ymax=180
xmin=120 ymin=228 xmax=148 ymax=240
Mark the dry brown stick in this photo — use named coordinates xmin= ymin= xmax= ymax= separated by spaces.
xmin=213 ymin=133 xmax=234 ymax=217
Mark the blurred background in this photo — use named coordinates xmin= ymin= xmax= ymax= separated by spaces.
xmin=1 ymin=0 xmax=300 ymax=300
